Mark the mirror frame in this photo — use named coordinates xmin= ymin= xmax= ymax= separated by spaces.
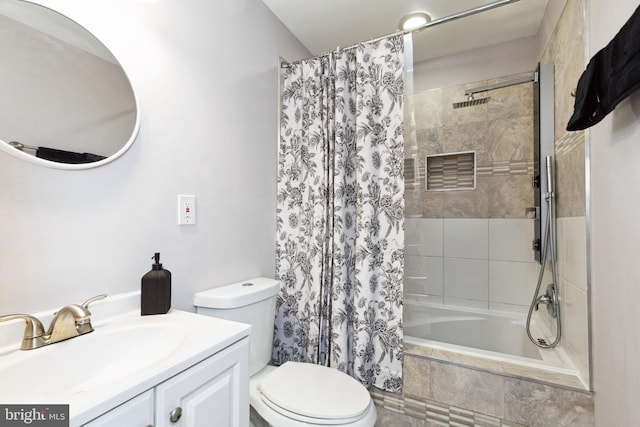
xmin=0 ymin=1 xmax=140 ymax=170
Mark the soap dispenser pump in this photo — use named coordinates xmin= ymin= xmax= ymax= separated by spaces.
xmin=141 ymin=252 xmax=172 ymax=315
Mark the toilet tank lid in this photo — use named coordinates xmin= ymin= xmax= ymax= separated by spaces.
xmin=194 ymin=277 xmax=280 ymax=309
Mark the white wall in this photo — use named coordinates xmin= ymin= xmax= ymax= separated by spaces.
xmin=588 ymin=0 xmax=640 ymax=423
xmin=411 ymin=0 xmax=568 ymax=92
xmin=413 ymin=36 xmax=539 ymax=92
xmin=0 ymin=0 xmax=309 ymax=315
xmin=556 ymin=216 xmax=590 ymax=382
xmin=536 ymin=0 xmax=569 ymax=60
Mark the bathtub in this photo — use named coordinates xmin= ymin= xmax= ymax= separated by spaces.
xmin=403 ymin=297 xmax=587 ymax=389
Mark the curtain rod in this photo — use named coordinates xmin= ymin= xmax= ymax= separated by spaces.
xmin=280 ymin=0 xmax=522 ymax=68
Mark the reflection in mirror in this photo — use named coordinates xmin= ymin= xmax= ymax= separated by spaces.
xmin=0 ymin=0 xmax=139 ymax=169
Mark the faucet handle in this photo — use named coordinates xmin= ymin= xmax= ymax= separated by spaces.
xmin=0 ymin=314 xmax=46 ymax=350
xmin=81 ymin=294 xmax=107 ymax=309
xmin=74 ymin=294 xmax=106 ymax=335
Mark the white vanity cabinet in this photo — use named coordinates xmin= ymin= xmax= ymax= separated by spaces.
xmin=83 ymin=337 xmax=249 ymax=427
xmin=82 ymin=390 xmax=154 ymax=427
xmin=155 ymin=337 xmax=248 ymax=427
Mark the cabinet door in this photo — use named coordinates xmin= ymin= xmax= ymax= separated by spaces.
xmin=83 ymin=389 xmax=154 ymax=427
xmin=155 ymin=338 xmax=249 ymax=427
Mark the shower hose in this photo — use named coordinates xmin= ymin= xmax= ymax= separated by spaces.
xmin=526 ymin=161 xmax=561 ymax=349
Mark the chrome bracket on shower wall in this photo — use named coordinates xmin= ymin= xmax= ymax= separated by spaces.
xmin=532 ymin=63 xmax=555 ymax=263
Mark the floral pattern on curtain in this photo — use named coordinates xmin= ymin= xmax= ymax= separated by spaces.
xmin=273 ymin=35 xmax=405 ymax=393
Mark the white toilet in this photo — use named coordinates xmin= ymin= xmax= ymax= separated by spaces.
xmin=194 ymin=277 xmax=377 ymax=427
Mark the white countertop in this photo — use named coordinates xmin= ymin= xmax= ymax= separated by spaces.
xmin=0 ymin=292 xmax=251 ymax=426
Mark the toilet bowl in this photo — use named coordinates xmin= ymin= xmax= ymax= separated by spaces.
xmin=194 ymin=278 xmax=377 ymax=427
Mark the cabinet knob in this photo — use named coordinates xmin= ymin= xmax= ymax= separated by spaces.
xmin=169 ymin=407 xmax=182 ymax=423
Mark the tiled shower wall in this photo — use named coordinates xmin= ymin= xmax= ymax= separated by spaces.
xmin=405 ymin=71 xmax=535 ymax=220
xmin=406 ymin=218 xmax=541 ymax=311
xmin=404 ymin=72 xmax=540 ymax=311
xmin=541 ymin=0 xmax=590 ymax=382
xmin=404 ymin=0 xmax=589 ymax=380
xmin=394 ymin=0 xmax=592 ymax=425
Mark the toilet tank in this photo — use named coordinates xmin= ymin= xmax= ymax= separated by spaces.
xmin=194 ymin=277 xmax=280 ymax=376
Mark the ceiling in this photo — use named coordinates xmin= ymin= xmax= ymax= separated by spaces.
xmin=261 ymin=0 xmax=550 ymax=63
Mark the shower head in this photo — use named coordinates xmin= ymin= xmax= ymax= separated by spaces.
xmin=452 ymin=93 xmax=490 ymax=109
xmin=452 ymin=73 xmax=535 ymax=110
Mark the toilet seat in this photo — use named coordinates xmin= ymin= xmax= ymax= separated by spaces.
xmin=258 ymin=362 xmax=370 ymax=424
xmin=261 ymin=399 xmax=365 ymax=425
xmin=250 ymin=363 xmax=376 ymax=426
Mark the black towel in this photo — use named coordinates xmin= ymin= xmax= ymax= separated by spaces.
xmin=36 ymin=147 xmax=107 ymax=164
xmin=567 ymin=5 xmax=640 ymax=131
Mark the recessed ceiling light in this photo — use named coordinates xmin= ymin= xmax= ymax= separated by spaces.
xmin=398 ymin=11 xmax=432 ymax=31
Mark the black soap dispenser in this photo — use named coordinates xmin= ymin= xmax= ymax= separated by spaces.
xmin=141 ymin=252 xmax=172 ymax=315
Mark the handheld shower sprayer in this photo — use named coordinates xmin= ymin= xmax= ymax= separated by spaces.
xmin=546 ymin=155 xmax=554 ymax=196
xmin=526 ymin=155 xmax=561 ymax=348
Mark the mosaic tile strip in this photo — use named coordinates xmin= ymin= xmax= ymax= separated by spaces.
xmin=411 ymin=160 xmax=534 ymax=183
xmin=555 ymin=130 xmax=584 ymax=157
xmin=474 ymin=413 xmax=502 ymax=427
xmin=371 ymin=388 xmax=512 ymax=427
xmin=404 ymin=396 xmax=427 ymax=420
xmin=475 ymin=160 xmax=534 ymax=177
xmin=426 ymin=401 xmax=450 ymax=425
xmin=405 ymin=157 xmax=418 ymax=189
xmin=426 ymin=152 xmax=475 ymax=191
xmin=451 ymin=406 xmax=475 ymax=426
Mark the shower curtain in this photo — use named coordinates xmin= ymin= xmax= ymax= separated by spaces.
xmin=273 ymin=35 xmax=405 ymax=393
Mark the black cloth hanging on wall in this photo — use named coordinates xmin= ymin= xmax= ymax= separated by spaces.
xmin=36 ymin=147 xmax=106 ymax=164
xmin=567 ymin=5 xmax=640 ymax=131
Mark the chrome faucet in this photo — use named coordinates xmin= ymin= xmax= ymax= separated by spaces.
xmin=0 ymin=294 xmax=107 ymax=350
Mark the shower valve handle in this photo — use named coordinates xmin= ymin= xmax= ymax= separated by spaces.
xmin=534 ymin=284 xmax=559 ymax=318
xmin=534 ymin=294 xmax=552 ymax=311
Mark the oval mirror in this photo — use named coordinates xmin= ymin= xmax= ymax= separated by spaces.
xmin=0 ymin=0 xmax=139 ymax=169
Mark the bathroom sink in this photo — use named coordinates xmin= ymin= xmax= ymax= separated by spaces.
xmin=0 ymin=302 xmax=251 ymax=425
xmin=0 ymin=320 xmax=186 ymax=400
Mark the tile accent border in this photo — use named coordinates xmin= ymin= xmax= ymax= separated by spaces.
xmin=371 ymin=388 xmax=516 ymax=427
xmin=371 ymin=380 xmax=592 ymax=427
xmin=476 ymin=160 xmax=534 ymax=177
xmin=413 ymin=160 xmax=534 ymax=182
xmin=555 ymin=131 xmax=583 ymax=157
